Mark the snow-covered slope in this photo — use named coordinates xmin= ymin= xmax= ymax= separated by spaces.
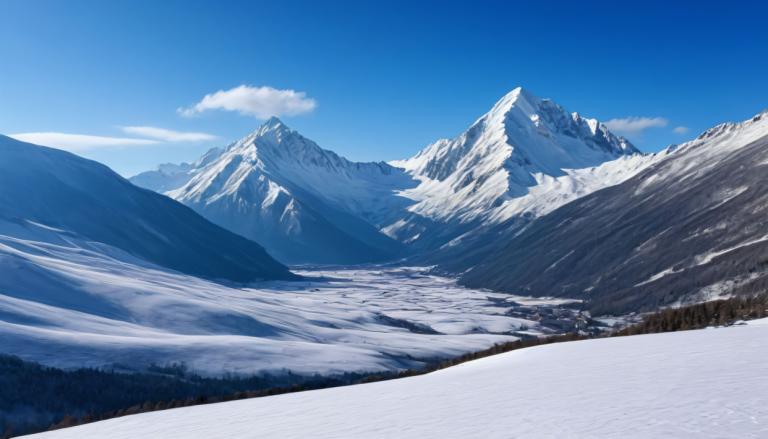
xmin=0 ymin=135 xmax=292 ymax=282
xmin=0 ymin=221 xmax=541 ymax=375
xmin=28 ymin=321 xmax=768 ymax=439
xmin=385 ymin=87 xmax=648 ymax=247
xmin=462 ymin=109 xmax=768 ymax=313
xmin=133 ymin=118 xmax=414 ymax=264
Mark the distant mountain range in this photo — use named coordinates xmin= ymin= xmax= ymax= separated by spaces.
xmin=132 ymin=87 xmax=646 ymax=264
xmin=4 ymin=86 xmax=767 ymax=314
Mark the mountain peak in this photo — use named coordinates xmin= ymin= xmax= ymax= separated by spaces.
xmin=234 ymin=116 xmax=295 ymax=149
xmin=256 ymin=116 xmax=290 ymax=135
xmin=503 ymin=86 xmax=535 ymax=100
xmin=396 ymin=87 xmax=643 ymax=216
xmin=488 ymin=86 xmax=540 ymax=116
xmin=263 ymin=116 xmax=285 ymax=128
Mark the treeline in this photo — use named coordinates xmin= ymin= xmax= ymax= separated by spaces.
xmin=4 ymin=294 xmax=767 ymax=438
xmin=617 ymin=294 xmax=768 ymax=336
xmin=0 ymin=357 xmax=368 ymax=438
xmin=2 ymin=333 xmax=591 ymax=438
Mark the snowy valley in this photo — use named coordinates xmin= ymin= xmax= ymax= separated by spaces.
xmin=2 ymin=87 xmax=657 ymax=379
xmin=3 ymin=86 xmax=768 ymax=438
xmin=5 ymin=2 xmax=768 ymax=437
xmin=5 ymin=86 xmax=768 ymax=376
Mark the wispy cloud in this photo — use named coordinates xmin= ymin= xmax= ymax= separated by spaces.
xmin=11 ymin=126 xmax=217 ymax=152
xmin=604 ymin=116 xmax=669 ymax=136
xmin=673 ymin=126 xmax=689 ymax=134
xmin=120 ymin=126 xmax=217 ymax=142
xmin=178 ymin=85 xmax=317 ymax=119
xmin=9 ymin=132 xmax=158 ymax=152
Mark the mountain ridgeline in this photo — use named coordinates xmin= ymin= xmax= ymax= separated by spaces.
xmin=132 ymin=87 xmax=644 ymax=264
xmin=134 ymin=117 xmax=414 ymax=264
xmin=76 ymin=86 xmax=768 ymax=313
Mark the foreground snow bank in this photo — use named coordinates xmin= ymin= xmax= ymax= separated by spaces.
xmin=28 ymin=321 xmax=768 ymax=438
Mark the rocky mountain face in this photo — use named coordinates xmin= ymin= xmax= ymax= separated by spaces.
xmin=460 ymin=110 xmax=768 ymax=314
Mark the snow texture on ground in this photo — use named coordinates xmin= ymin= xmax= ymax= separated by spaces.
xmin=0 ymin=218 xmax=552 ymax=376
xmin=27 ymin=321 xmax=768 ymax=439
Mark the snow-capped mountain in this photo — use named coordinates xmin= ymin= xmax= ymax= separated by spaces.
xmin=0 ymin=134 xmax=294 ymax=282
xmin=133 ymin=87 xmax=652 ymax=263
xmin=132 ymin=117 xmax=414 ymax=264
xmin=384 ymin=87 xmax=649 ymax=249
xmin=461 ymin=109 xmax=768 ymax=313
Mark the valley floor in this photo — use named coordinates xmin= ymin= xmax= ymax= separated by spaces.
xmin=26 ymin=319 xmax=768 ymax=438
xmin=0 ymin=224 xmax=587 ymax=375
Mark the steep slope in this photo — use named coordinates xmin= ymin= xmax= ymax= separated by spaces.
xmin=134 ymin=118 xmax=414 ymax=264
xmin=462 ymin=110 xmax=768 ymax=313
xmin=28 ymin=321 xmax=768 ymax=439
xmin=386 ymin=87 xmax=648 ymax=250
xmin=0 ymin=135 xmax=294 ymax=282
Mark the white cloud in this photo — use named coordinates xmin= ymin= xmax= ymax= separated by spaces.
xmin=11 ymin=126 xmax=216 ymax=152
xmin=9 ymin=132 xmax=158 ymax=152
xmin=604 ymin=116 xmax=669 ymax=136
xmin=178 ymin=85 xmax=317 ymax=119
xmin=673 ymin=126 xmax=689 ymax=134
xmin=120 ymin=126 xmax=217 ymax=142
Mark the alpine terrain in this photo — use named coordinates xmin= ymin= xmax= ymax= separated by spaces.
xmin=134 ymin=117 xmax=414 ymax=264
xmin=133 ymin=87 xmax=652 ymax=264
xmin=387 ymin=87 xmax=650 ymax=251
xmin=461 ymin=110 xmax=768 ymax=313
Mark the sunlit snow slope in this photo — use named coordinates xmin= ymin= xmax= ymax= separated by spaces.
xmin=135 ymin=118 xmax=414 ymax=264
xmin=28 ymin=321 xmax=768 ymax=439
xmin=386 ymin=86 xmax=650 ymax=248
xmin=0 ymin=221 xmax=529 ymax=375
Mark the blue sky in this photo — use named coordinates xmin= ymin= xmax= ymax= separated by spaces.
xmin=1 ymin=0 xmax=767 ymax=176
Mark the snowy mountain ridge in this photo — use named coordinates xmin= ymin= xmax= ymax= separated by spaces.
xmin=132 ymin=87 xmax=654 ymax=263
xmin=459 ymin=107 xmax=768 ymax=313
xmin=383 ymin=87 xmax=649 ymax=246
xmin=171 ymin=117 xmax=413 ymax=222
xmin=141 ymin=117 xmax=413 ymax=263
